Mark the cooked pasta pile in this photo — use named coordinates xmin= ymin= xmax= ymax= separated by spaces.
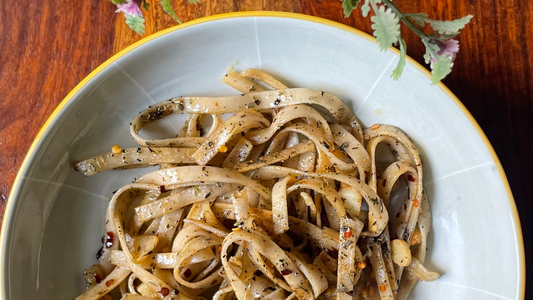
xmin=74 ymin=69 xmax=439 ymax=300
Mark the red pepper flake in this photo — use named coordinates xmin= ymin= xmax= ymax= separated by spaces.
xmin=407 ymin=174 xmax=415 ymax=182
xmin=413 ymin=198 xmax=419 ymax=208
xmin=160 ymin=287 xmax=170 ymax=296
xmin=211 ymin=279 xmax=218 ymax=286
xmin=217 ymin=145 xmax=229 ymax=153
xmin=380 ymin=283 xmax=387 ymax=292
xmin=94 ymin=274 xmax=103 ymax=284
xmin=160 ymin=185 xmax=167 ymax=193
xmin=281 ymin=269 xmax=292 ymax=276
xmin=105 ymin=232 xmax=114 ymax=248
xmin=343 ymin=228 xmax=353 ymax=239
xmin=218 ymin=246 xmax=222 ymax=253
xmin=184 ymin=268 xmax=192 ymax=278
xmin=105 ymin=279 xmax=115 ymax=287
xmin=370 ymin=124 xmax=380 ymax=130
xmin=356 ymin=261 xmax=367 ymax=269
xmin=346 ymin=290 xmax=354 ymax=296
xmin=327 ymin=249 xmax=338 ymax=259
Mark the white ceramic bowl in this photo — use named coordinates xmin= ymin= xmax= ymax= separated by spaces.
xmin=0 ymin=12 xmax=524 ymax=300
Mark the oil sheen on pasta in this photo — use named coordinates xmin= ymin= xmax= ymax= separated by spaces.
xmin=73 ymin=68 xmax=439 ymax=300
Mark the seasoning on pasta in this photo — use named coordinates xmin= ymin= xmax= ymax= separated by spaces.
xmin=73 ymin=68 xmax=439 ymax=300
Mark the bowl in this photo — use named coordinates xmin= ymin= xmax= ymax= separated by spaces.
xmin=0 ymin=12 xmax=524 ymax=300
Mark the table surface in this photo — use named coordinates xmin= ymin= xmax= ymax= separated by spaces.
xmin=1 ymin=0 xmax=531 ymax=294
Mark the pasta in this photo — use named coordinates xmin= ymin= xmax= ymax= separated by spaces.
xmin=73 ymin=68 xmax=439 ymax=300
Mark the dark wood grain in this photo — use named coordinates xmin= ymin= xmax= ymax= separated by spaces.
xmin=0 ymin=0 xmax=117 ymax=221
xmin=1 ymin=0 xmax=532 ymax=295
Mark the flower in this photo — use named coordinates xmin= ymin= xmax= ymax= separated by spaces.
xmin=429 ymin=39 xmax=460 ymax=64
xmin=116 ymin=0 xmax=143 ymax=17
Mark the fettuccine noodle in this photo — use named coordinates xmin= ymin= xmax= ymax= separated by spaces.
xmin=74 ymin=68 xmax=439 ymax=300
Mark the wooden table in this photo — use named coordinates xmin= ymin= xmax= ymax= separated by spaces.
xmin=1 ymin=0 xmax=531 ymax=294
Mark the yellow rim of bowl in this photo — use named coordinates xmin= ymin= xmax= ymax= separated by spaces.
xmin=0 ymin=11 xmax=524 ymax=299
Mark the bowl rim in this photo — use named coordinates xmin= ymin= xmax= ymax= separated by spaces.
xmin=0 ymin=11 xmax=525 ymax=300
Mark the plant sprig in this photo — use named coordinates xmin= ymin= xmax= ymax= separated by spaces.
xmin=161 ymin=0 xmax=181 ymax=24
xmin=112 ymin=0 xmax=471 ymax=83
xmin=113 ymin=0 xmax=199 ymax=34
xmin=342 ymin=0 xmax=472 ymax=83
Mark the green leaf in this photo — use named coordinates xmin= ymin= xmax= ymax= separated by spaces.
xmin=423 ymin=51 xmax=432 ymax=64
xmin=342 ymin=0 xmax=362 ymax=18
xmin=426 ymin=41 xmax=440 ymax=52
xmin=188 ymin=0 xmax=201 ymax=3
xmin=431 ymin=55 xmax=453 ymax=84
xmin=161 ymin=0 xmax=182 ymax=24
xmin=361 ymin=0 xmax=370 ymax=17
xmin=141 ymin=0 xmax=150 ymax=11
xmin=110 ymin=0 xmax=126 ymax=4
xmin=370 ymin=5 xmax=401 ymax=50
xmin=423 ymin=41 xmax=439 ymax=64
xmin=124 ymin=14 xmax=145 ymax=34
xmin=436 ymin=32 xmax=461 ymax=40
xmin=391 ymin=37 xmax=406 ymax=80
xmin=427 ymin=15 xmax=473 ymax=35
xmin=404 ymin=13 xmax=428 ymax=27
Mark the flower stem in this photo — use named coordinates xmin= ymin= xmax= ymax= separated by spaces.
xmin=379 ymin=0 xmax=439 ymax=57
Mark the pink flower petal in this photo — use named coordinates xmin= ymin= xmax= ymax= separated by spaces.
xmin=116 ymin=0 xmax=143 ymax=17
xmin=430 ymin=39 xmax=460 ymax=62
